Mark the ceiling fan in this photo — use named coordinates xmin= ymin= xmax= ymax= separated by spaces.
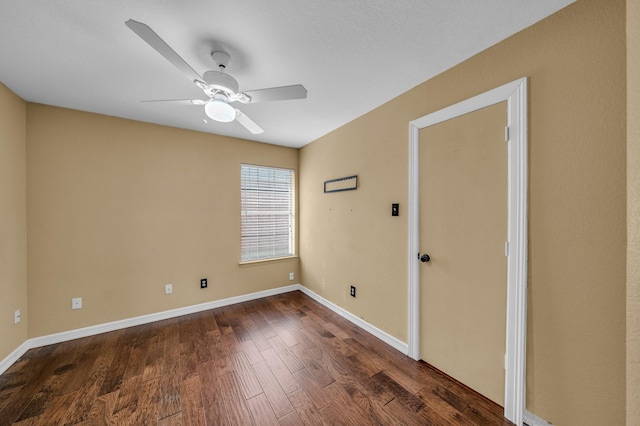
xmin=125 ymin=19 xmax=307 ymax=134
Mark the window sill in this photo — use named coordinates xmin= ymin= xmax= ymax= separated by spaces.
xmin=239 ymin=256 xmax=299 ymax=267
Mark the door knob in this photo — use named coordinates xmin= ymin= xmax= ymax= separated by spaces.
xmin=419 ymin=253 xmax=431 ymax=263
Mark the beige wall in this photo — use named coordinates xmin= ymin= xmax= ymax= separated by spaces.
xmin=0 ymin=84 xmax=28 ymax=361
xmin=628 ymin=0 xmax=640 ymax=423
xmin=300 ymin=0 xmax=626 ymax=424
xmin=26 ymin=104 xmax=299 ymax=337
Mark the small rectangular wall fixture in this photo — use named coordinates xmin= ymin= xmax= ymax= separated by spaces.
xmin=324 ymin=175 xmax=357 ymax=193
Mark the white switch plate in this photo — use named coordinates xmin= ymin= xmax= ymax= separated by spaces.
xmin=14 ymin=309 xmax=21 ymax=324
xmin=289 ymin=272 xmax=294 ymax=281
xmin=165 ymin=284 xmax=173 ymax=294
xmin=72 ymin=297 xmax=82 ymax=310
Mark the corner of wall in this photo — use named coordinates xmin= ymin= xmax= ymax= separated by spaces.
xmin=0 ymin=83 xmax=28 ymax=363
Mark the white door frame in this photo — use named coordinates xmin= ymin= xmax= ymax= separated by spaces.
xmin=407 ymin=78 xmax=528 ymax=425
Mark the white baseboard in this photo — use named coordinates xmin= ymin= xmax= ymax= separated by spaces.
xmin=298 ymin=286 xmax=409 ymax=355
xmin=29 ymin=284 xmax=301 ymax=348
xmin=1 ymin=283 xmax=408 ymax=376
xmin=524 ymin=410 xmax=553 ymax=426
xmin=0 ymin=340 xmax=31 ymax=376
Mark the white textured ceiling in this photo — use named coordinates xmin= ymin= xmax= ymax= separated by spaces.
xmin=0 ymin=0 xmax=574 ymax=148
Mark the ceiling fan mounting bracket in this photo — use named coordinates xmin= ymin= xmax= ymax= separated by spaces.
xmin=211 ymin=51 xmax=231 ymax=69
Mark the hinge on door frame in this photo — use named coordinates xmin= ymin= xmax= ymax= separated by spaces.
xmin=505 ymin=126 xmax=510 ymax=142
xmin=505 ymin=241 xmax=509 ymax=257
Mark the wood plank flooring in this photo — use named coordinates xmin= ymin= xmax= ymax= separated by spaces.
xmin=0 ymin=291 xmax=513 ymax=425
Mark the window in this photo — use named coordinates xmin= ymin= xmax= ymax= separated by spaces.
xmin=240 ymin=164 xmax=295 ymax=261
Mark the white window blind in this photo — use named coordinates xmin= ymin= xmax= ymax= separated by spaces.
xmin=241 ymin=164 xmax=295 ymax=261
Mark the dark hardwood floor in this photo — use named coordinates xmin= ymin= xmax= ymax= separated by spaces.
xmin=0 ymin=291 xmax=513 ymax=425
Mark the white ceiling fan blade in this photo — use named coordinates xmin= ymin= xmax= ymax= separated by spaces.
xmin=125 ymin=19 xmax=204 ymax=84
xmin=141 ymin=99 xmax=208 ymax=105
xmin=235 ymin=109 xmax=264 ymax=134
xmin=243 ymin=84 xmax=307 ymax=103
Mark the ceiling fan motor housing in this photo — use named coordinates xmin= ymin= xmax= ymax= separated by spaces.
xmin=203 ymin=70 xmax=239 ymax=94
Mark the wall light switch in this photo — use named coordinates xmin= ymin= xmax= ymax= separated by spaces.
xmin=392 ymin=203 xmax=399 ymax=216
xmin=14 ymin=309 xmax=21 ymax=324
xmin=165 ymin=284 xmax=173 ymax=294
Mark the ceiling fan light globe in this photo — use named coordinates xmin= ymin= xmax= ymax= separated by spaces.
xmin=205 ymin=99 xmax=236 ymax=122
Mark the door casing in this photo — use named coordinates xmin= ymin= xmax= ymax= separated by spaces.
xmin=407 ymin=78 xmax=528 ymax=425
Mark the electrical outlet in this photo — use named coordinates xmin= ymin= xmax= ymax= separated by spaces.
xmin=72 ymin=297 xmax=82 ymax=310
xmin=14 ymin=309 xmax=21 ymax=324
xmin=165 ymin=284 xmax=173 ymax=294
xmin=350 ymin=285 xmax=356 ymax=298
xmin=289 ymin=272 xmax=294 ymax=281
xmin=200 ymin=278 xmax=208 ymax=289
